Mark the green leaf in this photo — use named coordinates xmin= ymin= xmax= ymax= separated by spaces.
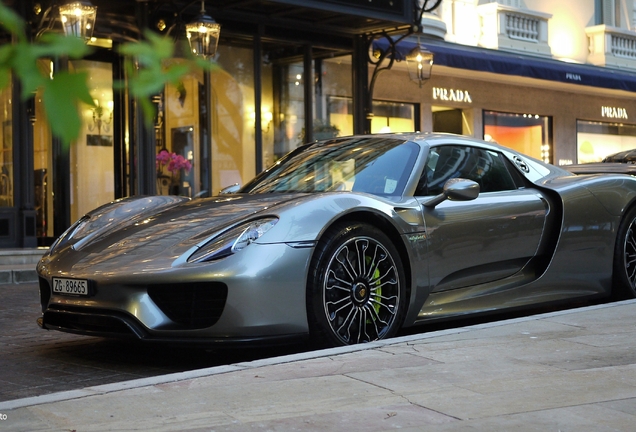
xmin=36 ymin=33 xmax=93 ymax=59
xmin=138 ymin=97 xmax=156 ymax=129
xmin=0 ymin=2 xmax=25 ymax=41
xmin=41 ymin=71 xmax=94 ymax=144
xmin=0 ymin=69 xmax=9 ymax=90
xmin=0 ymin=44 xmax=14 ymax=66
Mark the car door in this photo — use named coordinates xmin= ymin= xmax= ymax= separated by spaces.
xmin=416 ymin=144 xmax=549 ymax=292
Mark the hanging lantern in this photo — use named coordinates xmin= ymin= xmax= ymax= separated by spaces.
xmin=186 ymin=1 xmax=221 ymax=59
xmin=58 ymin=1 xmax=97 ymax=41
xmin=405 ymin=45 xmax=434 ymax=87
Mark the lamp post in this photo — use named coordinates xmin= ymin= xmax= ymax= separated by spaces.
xmin=185 ymin=1 xmax=221 ymax=59
xmin=58 ymin=0 xmax=97 ymax=41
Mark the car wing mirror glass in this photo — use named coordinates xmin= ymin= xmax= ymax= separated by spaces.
xmin=423 ymin=178 xmax=480 ymax=208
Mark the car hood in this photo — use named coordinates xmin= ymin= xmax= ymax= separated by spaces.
xmin=43 ymin=194 xmax=304 ymax=273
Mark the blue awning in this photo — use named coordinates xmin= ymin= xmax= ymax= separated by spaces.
xmin=373 ymin=38 xmax=636 ymax=93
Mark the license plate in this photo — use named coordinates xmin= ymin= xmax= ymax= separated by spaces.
xmin=52 ymin=278 xmax=90 ymax=296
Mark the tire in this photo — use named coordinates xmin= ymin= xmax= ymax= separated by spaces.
xmin=307 ymin=222 xmax=408 ymax=346
xmin=613 ymin=205 xmax=636 ymax=299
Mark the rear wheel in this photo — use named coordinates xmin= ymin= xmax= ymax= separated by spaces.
xmin=307 ymin=222 xmax=407 ymax=346
xmin=614 ymin=206 xmax=636 ymax=299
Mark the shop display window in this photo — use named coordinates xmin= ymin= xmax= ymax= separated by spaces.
xmin=483 ymin=110 xmax=552 ymax=163
xmin=576 ymin=120 xmax=636 ymax=163
xmin=327 ymin=96 xmax=417 ymax=136
xmin=0 ymin=79 xmax=12 ymax=208
xmin=70 ymin=60 xmax=115 ymax=222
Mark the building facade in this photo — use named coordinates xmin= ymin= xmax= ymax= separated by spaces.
xmin=409 ymin=0 xmax=636 ymax=168
xmin=1 ymin=0 xmax=636 ymax=249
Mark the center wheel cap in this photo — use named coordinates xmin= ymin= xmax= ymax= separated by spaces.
xmin=353 ymin=282 xmax=369 ymax=303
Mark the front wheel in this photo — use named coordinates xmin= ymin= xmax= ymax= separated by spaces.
xmin=307 ymin=222 xmax=408 ymax=346
xmin=613 ymin=205 xmax=636 ymax=299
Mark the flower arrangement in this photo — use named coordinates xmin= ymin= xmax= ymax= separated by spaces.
xmin=156 ymin=150 xmax=192 ymax=174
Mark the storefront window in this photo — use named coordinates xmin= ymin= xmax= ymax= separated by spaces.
xmin=70 ymin=60 xmax=115 ymax=222
xmin=371 ymin=101 xmax=416 ymax=133
xmin=317 ymin=56 xmax=351 ymax=138
xmin=483 ymin=110 xmax=552 ymax=163
xmin=276 ymin=61 xmax=306 ymax=159
xmin=33 ymin=61 xmax=52 ymax=239
xmin=328 ymin=97 xmax=416 ymax=135
xmin=576 ymin=120 xmax=636 ymax=163
xmin=274 ymin=55 xmax=352 ymax=161
xmin=211 ymin=44 xmax=258 ymax=194
xmin=0 ymin=77 xmax=12 ymax=208
xmin=158 ymin=68 xmax=200 ymax=197
xmin=154 ymin=44 xmax=261 ymax=197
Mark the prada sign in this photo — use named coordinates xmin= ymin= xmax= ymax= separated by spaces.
xmin=602 ymin=106 xmax=628 ymax=119
xmin=432 ymin=87 xmax=473 ymax=104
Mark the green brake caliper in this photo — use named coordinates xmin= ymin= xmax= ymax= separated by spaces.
xmin=366 ymin=256 xmax=382 ymax=322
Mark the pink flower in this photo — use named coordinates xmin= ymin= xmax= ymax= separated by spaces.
xmin=156 ymin=151 xmax=192 ymax=174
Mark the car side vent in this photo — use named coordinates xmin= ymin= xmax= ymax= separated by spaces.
xmin=147 ymin=282 xmax=228 ymax=329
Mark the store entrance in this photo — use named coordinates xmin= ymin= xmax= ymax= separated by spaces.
xmin=433 ymin=107 xmax=463 ymax=134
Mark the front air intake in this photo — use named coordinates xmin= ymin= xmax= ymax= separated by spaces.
xmin=147 ymin=282 xmax=228 ymax=329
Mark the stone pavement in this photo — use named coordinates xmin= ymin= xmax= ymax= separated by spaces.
xmin=1 ymin=300 xmax=636 ymax=431
xmin=0 ymin=283 xmax=313 ymax=403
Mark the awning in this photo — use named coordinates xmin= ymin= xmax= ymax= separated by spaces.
xmin=373 ymin=38 xmax=636 ymax=93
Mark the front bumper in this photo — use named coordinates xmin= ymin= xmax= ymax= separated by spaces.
xmin=37 ymin=243 xmax=314 ymax=343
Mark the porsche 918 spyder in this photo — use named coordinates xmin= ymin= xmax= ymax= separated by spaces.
xmin=36 ymin=133 xmax=636 ymax=347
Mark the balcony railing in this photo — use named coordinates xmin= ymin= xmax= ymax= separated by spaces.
xmin=478 ymin=2 xmax=552 ymax=57
xmin=505 ymin=13 xmax=540 ymax=42
xmin=611 ymin=33 xmax=636 ymax=59
xmin=587 ymin=25 xmax=636 ymax=69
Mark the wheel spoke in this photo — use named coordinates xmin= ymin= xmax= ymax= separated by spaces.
xmin=337 ymin=305 xmax=359 ymax=342
xmin=370 ymin=267 xmax=397 ymax=287
xmin=355 ymin=239 xmax=369 ymax=277
xmin=326 ymin=269 xmax=353 ymax=293
xmin=366 ymin=245 xmax=387 ymax=280
xmin=366 ymin=303 xmax=388 ymax=335
xmin=326 ymin=296 xmax=351 ymax=312
xmin=370 ymin=295 xmax=397 ymax=313
xmin=336 ymin=245 xmax=359 ymax=280
xmin=364 ymin=304 xmax=381 ymax=338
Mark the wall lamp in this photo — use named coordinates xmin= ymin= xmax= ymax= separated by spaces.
xmin=35 ymin=0 xmax=97 ymax=42
xmin=250 ymin=108 xmax=273 ymax=132
xmin=405 ymin=43 xmax=434 ymax=87
xmin=185 ymin=1 xmax=221 ymax=59
xmin=88 ymin=99 xmax=113 ymax=135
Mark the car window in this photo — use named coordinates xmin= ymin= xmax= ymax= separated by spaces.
xmin=417 ymin=145 xmax=518 ymax=196
xmin=242 ymin=138 xmax=420 ymax=196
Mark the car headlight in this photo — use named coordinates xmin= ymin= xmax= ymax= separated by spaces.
xmin=188 ymin=218 xmax=278 ymax=263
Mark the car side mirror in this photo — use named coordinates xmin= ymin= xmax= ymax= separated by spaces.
xmin=219 ymin=183 xmax=241 ymax=195
xmin=423 ymin=178 xmax=480 ymax=208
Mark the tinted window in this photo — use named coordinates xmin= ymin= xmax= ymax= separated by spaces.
xmin=419 ymin=145 xmax=518 ymax=196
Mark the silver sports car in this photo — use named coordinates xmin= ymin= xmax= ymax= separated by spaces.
xmin=36 ymin=133 xmax=636 ymax=347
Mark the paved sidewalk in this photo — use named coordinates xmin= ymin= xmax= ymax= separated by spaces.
xmin=2 ymin=300 xmax=636 ymax=431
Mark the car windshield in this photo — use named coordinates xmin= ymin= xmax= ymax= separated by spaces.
xmin=241 ymin=137 xmax=420 ymax=196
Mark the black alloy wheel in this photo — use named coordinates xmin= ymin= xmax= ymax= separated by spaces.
xmin=614 ymin=205 xmax=636 ymax=299
xmin=307 ymin=222 xmax=407 ymax=346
